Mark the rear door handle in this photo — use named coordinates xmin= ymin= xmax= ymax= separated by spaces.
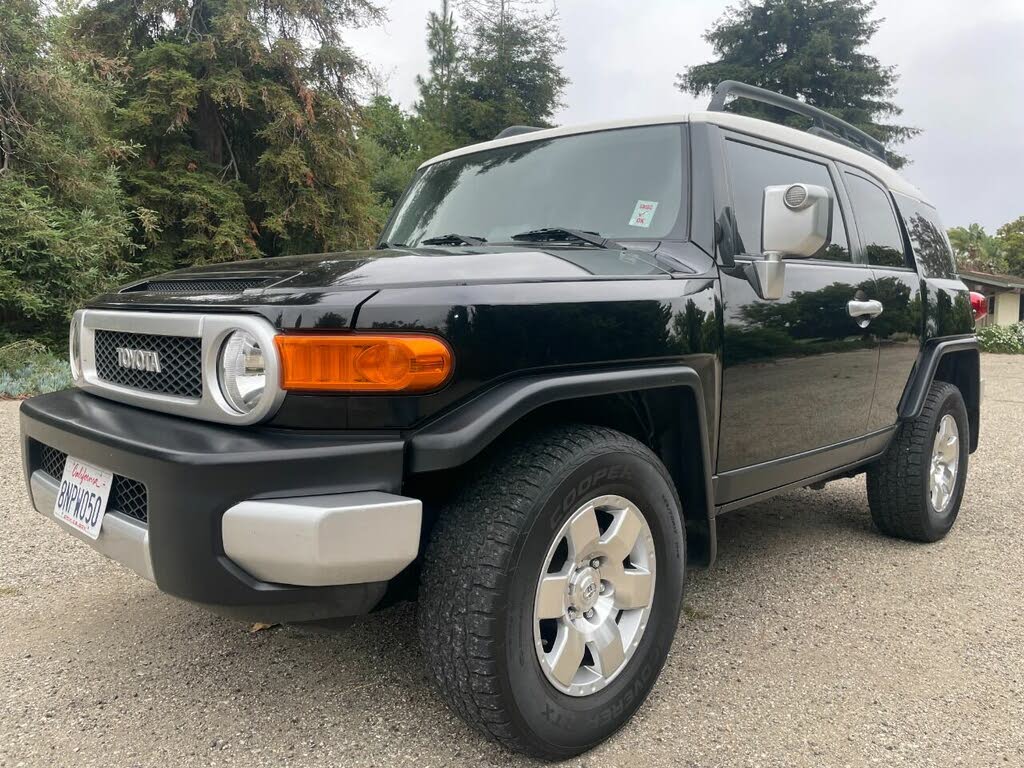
xmin=847 ymin=299 xmax=884 ymax=319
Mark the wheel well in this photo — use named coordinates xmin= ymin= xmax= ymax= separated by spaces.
xmin=406 ymin=389 xmax=715 ymax=571
xmin=931 ymin=349 xmax=980 ymax=452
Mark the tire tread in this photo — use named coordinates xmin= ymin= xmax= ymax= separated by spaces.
xmin=418 ymin=424 xmax=671 ymax=757
xmin=867 ymin=380 xmax=965 ymax=542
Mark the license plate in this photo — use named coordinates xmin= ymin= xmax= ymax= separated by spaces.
xmin=53 ymin=458 xmax=114 ymax=540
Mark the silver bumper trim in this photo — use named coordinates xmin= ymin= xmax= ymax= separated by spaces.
xmin=222 ymin=492 xmax=422 ymax=587
xmin=30 ymin=471 xmax=155 ymax=582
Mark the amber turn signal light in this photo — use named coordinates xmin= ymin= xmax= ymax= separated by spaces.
xmin=275 ymin=334 xmax=453 ymax=393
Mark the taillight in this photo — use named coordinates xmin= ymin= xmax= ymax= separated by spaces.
xmin=275 ymin=333 xmax=453 ymax=393
xmin=969 ymin=291 xmax=988 ymax=321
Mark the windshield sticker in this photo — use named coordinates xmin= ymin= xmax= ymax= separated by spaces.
xmin=628 ymin=200 xmax=658 ymax=228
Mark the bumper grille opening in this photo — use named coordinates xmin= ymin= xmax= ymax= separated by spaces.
xmin=36 ymin=443 xmax=149 ymax=524
xmin=94 ymin=330 xmax=202 ymax=399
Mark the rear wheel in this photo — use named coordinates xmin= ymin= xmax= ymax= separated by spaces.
xmin=867 ymin=381 xmax=969 ymax=542
xmin=418 ymin=425 xmax=686 ymax=759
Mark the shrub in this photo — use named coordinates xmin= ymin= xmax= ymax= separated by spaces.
xmin=977 ymin=323 xmax=1024 ymax=354
xmin=0 ymin=340 xmax=72 ymax=398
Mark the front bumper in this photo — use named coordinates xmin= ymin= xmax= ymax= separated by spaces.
xmin=21 ymin=390 xmax=417 ymax=623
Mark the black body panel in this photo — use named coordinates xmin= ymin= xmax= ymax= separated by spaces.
xmin=717 ymin=259 xmax=879 ymax=472
xmin=20 ymin=391 xmax=404 ymax=622
xmin=326 ymin=278 xmax=722 ymax=432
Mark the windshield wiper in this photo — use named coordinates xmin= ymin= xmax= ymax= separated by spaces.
xmin=421 ymin=233 xmax=488 ymax=246
xmin=509 ymin=227 xmax=621 ymax=249
xmin=376 ymin=241 xmax=407 ymax=249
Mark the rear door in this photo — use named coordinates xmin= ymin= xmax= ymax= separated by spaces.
xmin=715 ymin=134 xmax=879 ymax=478
xmin=839 ymin=168 xmax=924 ymax=431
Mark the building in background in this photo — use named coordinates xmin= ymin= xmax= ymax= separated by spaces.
xmin=959 ymin=270 xmax=1024 ymax=327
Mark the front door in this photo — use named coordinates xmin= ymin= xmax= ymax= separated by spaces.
xmin=715 ymin=136 xmax=879 ymax=479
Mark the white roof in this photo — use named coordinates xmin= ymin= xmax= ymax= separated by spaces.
xmin=420 ymin=111 xmax=927 ymax=203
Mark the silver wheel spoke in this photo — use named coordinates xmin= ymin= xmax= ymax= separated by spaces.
xmin=600 ymin=503 xmax=644 ymax=562
xmin=589 ymin=616 xmax=626 ymax=677
xmin=929 ymin=415 xmax=960 ymax=513
xmin=567 ymin=504 xmax=600 ymax=559
xmin=548 ymin=624 xmax=586 ymax=687
xmin=536 ymin=574 xmax=569 ymax=620
xmin=612 ymin=568 xmax=653 ymax=610
xmin=534 ymin=494 xmax=656 ymax=697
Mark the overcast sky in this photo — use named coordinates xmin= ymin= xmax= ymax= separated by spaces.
xmin=347 ymin=0 xmax=1024 ymax=232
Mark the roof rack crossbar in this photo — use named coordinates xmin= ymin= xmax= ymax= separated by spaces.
xmin=707 ymin=80 xmax=890 ymax=166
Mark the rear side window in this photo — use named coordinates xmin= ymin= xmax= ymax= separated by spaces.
xmin=723 ymin=139 xmax=850 ymax=262
xmin=844 ymin=173 xmax=909 ymax=268
xmin=892 ymin=193 xmax=957 ymax=278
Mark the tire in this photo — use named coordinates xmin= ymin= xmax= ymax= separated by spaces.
xmin=867 ymin=381 xmax=969 ymax=542
xmin=418 ymin=424 xmax=686 ymax=759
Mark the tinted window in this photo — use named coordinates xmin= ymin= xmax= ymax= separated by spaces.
xmin=383 ymin=125 xmax=685 ymax=246
xmin=723 ymin=139 xmax=850 ymax=261
xmin=892 ymin=193 xmax=957 ymax=278
xmin=845 ymin=173 xmax=908 ymax=268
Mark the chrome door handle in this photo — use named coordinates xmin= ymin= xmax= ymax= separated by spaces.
xmin=847 ymin=299 xmax=884 ymax=319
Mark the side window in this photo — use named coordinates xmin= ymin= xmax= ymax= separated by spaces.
xmin=844 ymin=173 xmax=908 ymax=268
xmin=892 ymin=193 xmax=957 ymax=278
xmin=723 ymin=138 xmax=850 ymax=262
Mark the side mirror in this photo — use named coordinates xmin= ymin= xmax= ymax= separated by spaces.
xmin=753 ymin=183 xmax=833 ymax=300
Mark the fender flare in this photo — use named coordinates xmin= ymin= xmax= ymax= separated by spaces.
xmin=898 ymin=336 xmax=980 ymax=420
xmin=406 ymin=366 xmax=716 ymax=556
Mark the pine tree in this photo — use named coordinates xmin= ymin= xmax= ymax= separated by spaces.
xmin=416 ymin=2 xmax=461 ymax=141
xmin=454 ymin=0 xmax=568 ymax=143
xmin=678 ymin=0 xmax=919 ymax=167
xmin=72 ymin=0 xmax=385 ymax=273
xmin=0 ymin=0 xmax=136 ymax=344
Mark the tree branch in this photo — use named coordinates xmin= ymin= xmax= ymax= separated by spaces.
xmin=217 ymin=114 xmax=240 ymax=182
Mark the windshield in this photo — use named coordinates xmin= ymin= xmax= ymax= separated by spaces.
xmin=382 ymin=124 xmax=686 ymax=247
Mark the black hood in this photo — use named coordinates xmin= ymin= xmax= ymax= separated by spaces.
xmin=116 ymin=245 xmax=670 ymax=294
xmin=85 ymin=244 xmax=710 ymax=328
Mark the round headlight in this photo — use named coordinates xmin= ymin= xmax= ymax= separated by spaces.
xmin=218 ymin=330 xmax=267 ymax=414
xmin=69 ymin=314 xmax=82 ymax=380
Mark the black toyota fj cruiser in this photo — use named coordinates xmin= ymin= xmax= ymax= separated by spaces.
xmin=20 ymin=82 xmax=983 ymax=759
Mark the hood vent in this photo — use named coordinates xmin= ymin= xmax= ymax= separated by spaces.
xmin=122 ymin=277 xmax=273 ymax=293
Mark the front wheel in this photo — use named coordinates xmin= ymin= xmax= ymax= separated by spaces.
xmin=418 ymin=425 xmax=686 ymax=759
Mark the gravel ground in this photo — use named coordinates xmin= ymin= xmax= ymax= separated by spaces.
xmin=1 ymin=354 xmax=1022 ymax=768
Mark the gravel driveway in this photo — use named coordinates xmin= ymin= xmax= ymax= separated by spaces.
xmin=2 ymin=355 xmax=1022 ymax=767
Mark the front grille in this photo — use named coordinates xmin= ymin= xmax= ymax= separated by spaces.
xmin=36 ymin=444 xmax=149 ymax=524
xmin=94 ymin=330 xmax=202 ymax=398
xmin=124 ymin=278 xmax=270 ymax=293
xmin=39 ymin=444 xmax=67 ymax=479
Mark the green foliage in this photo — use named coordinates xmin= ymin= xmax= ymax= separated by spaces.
xmin=948 ymin=218 xmax=1024 ymax=277
xmin=358 ymin=95 xmax=449 ymax=213
xmin=453 ymin=0 xmax=568 ymax=143
xmin=0 ymin=0 xmax=135 ymax=344
xmin=948 ymin=223 xmax=1005 ymax=274
xmin=361 ymin=0 xmax=570 ymax=218
xmin=416 ymin=8 xmax=461 ymax=139
xmin=977 ymin=323 xmax=1024 ymax=354
xmin=678 ymin=0 xmax=919 ymax=168
xmin=995 ymin=217 xmax=1024 ymax=277
xmin=0 ymin=340 xmax=72 ymax=397
xmin=73 ymin=0 xmax=385 ymax=272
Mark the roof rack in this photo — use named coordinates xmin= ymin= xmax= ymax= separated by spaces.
xmin=494 ymin=125 xmax=543 ymax=140
xmin=707 ymin=80 xmax=890 ymax=167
